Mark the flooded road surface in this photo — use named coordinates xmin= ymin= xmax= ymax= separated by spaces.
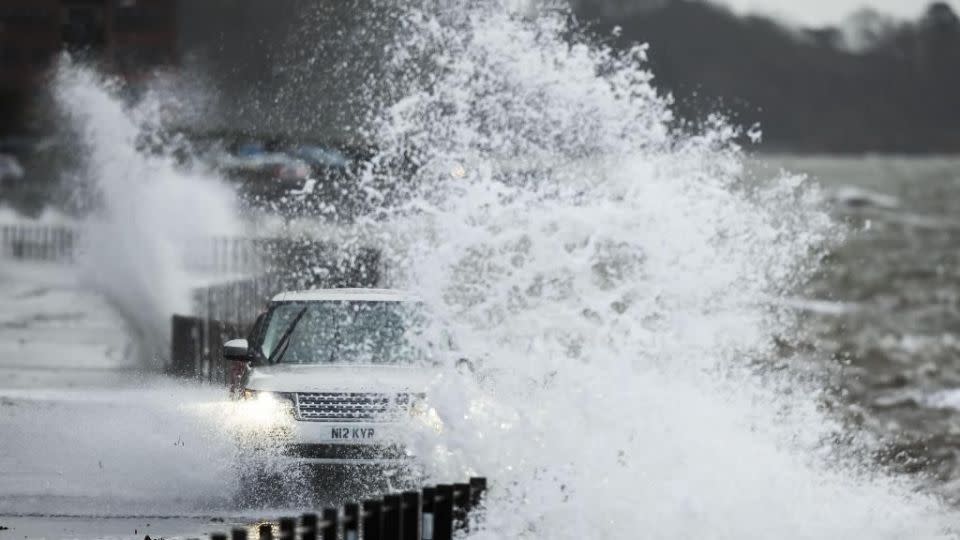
xmin=0 ymin=262 xmax=242 ymax=538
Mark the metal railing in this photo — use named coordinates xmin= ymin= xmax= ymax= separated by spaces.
xmin=209 ymin=478 xmax=487 ymax=540
xmin=1 ymin=224 xmax=386 ymax=286
xmin=0 ymin=223 xmax=271 ymax=273
xmin=0 ymin=223 xmax=77 ymax=261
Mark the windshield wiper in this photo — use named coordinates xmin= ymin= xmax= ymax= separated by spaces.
xmin=267 ymin=306 xmax=308 ymax=364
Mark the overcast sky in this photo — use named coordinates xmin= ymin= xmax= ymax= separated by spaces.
xmin=717 ymin=0 xmax=958 ymax=26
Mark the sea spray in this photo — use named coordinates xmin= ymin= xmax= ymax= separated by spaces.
xmin=356 ymin=3 xmax=955 ymax=538
xmin=53 ymin=62 xmax=241 ymax=366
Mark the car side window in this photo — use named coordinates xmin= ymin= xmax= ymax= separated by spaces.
xmin=246 ymin=311 xmax=267 ymax=358
xmin=259 ymin=303 xmax=302 ymax=359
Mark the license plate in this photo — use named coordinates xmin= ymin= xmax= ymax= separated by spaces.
xmin=330 ymin=427 xmax=376 ymax=440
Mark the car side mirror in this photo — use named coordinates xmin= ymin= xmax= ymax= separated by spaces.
xmin=224 ymin=338 xmax=250 ymax=361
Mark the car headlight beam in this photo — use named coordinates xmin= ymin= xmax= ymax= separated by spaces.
xmin=238 ymin=389 xmax=296 ymax=428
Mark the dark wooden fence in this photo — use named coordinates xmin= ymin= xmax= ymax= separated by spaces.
xmin=209 ymin=478 xmax=486 ymax=540
xmin=170 ymin=313 xmax=243 ymax=384
xmin=170 ymin=273 xmax=274 ymax=384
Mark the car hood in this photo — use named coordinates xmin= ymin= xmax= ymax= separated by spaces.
xmin=245 ymin=363 xmax=437 ymax=393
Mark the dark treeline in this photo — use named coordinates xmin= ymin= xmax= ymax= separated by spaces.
xmin=168 ymin=0 xmax=960 ymax=154
xmin=4 ymin=1 xmax=958 ymax=157
xmin=575 ymin=0 xmax=960 ymax=153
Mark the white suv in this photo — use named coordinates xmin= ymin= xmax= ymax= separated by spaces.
xmin=225 ymin=289 xmax=442 ymax=469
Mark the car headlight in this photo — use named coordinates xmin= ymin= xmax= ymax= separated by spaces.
xmin=243 ymin=389 xmax=290 ymax=402
xmin=241 ymin=389 xmax=295 ymax=415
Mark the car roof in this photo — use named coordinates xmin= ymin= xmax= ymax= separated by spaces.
xmin=271 ymin=288 xmax=419 ymax=303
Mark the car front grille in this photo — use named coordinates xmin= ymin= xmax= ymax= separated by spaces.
xmin=294 ymin=392 xmax=410 ymax=422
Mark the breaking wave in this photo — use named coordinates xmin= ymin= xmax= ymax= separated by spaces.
xmin=356 ymin=2 xmax=955 ymax=538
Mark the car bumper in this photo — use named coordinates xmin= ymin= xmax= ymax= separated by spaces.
xmin=279 ymin=420 xmax=412 ymax=466
xmin=280 ymin=442 xmax=412 ymax=466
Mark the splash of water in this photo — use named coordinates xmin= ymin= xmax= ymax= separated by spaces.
xmin=53 ymin=62 xmax=241 ymax=365
xmin=354 ymin=3 xmax=955 ymax=538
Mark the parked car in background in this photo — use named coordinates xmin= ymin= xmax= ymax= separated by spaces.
xmin=0 ymin=154 xmax=24 ymax=187
xmin=215 ymin=149 xmax=317 ymax=203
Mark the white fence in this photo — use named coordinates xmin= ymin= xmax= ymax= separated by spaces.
xmin=0 ymin=223 xmax=267 ymax=274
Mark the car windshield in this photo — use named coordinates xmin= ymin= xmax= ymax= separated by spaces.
xmin=259 ymin=300 xmax=426 ymax=365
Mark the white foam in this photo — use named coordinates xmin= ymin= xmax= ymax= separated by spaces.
xmin=828 ymin=185 xmax=901 ymax=210
xmin=358 ymin=3 xmax=955 ymax=538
